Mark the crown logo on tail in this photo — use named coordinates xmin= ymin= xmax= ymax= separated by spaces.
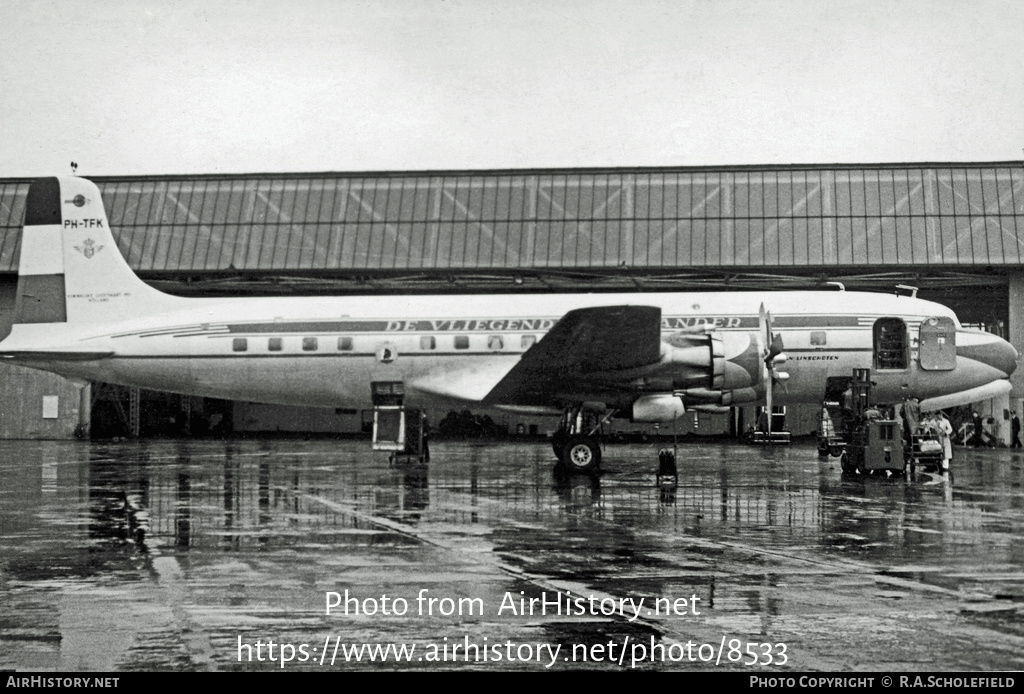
xmin=74 ymin=238 xmax=104 ymax=259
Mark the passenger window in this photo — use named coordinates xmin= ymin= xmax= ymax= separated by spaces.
xmin=810 ymin=331 xmax=826 ymax=346
xmin=232 ymin=338 xmax=248 ymax=352
xmin=454 ymin=335 xmax=470 ymax=350
xmin=338 ymin=337 xmax=353 ymax=351
xmin=420 ymin=335 xmax=436 ymax=350
xmin=521 ymin=335 xmax=537 ymax=349
xmin=268 ymin=337 xmax=282 ymax=352
xmin=303 ymin=337 xmax=318 ymax=351
xmin=487 ymin=335 xmax=503 ymax=350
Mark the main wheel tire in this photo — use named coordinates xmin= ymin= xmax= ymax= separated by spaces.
xmin=829 ymin=445 xmax=843 ymax=458
xmin=818 ymin=442 xmax=829 ymax=457
xmin=561 ymin=435 xmax=601 ymax=473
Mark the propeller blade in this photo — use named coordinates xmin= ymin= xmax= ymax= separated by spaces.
xmin=759 ymin=303 xmax=783 ymax=362
xmin=758 ymin=303 xmax=769 ymax=353
xmin=757 ymin=303 xmax=788 ymax=439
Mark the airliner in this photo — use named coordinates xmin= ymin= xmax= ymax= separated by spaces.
xmin=0 ymin=176 xmax=1017 ymax=471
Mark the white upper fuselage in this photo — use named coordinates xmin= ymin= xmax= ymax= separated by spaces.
xmin=4 ymin=288 xmax=1004 ymax=412
xmin=6 ymin=175 xmax=1014 ymax=423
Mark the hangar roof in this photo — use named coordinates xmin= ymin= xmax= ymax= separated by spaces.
xmin=0 ymin=162 xmax=1022 ymax=293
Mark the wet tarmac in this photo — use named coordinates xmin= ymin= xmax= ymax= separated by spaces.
xmin=1 ymin=438 xmax=1023 ymax=672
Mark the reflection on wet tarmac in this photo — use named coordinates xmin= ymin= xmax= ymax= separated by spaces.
xmin=1 ymin=439 xmax=1023 ymax=671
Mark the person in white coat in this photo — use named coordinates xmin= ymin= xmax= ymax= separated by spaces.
xmin=936 ymin=411 xmax=953 ymax=472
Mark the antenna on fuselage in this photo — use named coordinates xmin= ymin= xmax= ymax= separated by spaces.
xmin=825 ymin=281 xmax=845 ymax=291
xmin=895 ymin=284 xmax=919 ymax=298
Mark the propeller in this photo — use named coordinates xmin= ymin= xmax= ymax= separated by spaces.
xmin=758 ymin=304 xmax=789 ymax=438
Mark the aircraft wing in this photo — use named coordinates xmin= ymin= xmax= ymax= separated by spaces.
xmin=481 ymin=305 xmax=662 ymax=405
xmin=919 ymin=379 xmax=1012 ymax=412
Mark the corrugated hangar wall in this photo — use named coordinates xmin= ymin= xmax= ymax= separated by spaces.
xmin=1 ymin=164 xmax=1022 ymax=276
xmin=0 ymin=362 xmax=88 ymax=439
xmin=0 ymin=283 xmax=89 ymax=439
xmin=0 ymin=162 xmax=1021 ymax=439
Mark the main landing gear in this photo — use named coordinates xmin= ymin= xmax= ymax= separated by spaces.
xmin=552 ymin=406 xmax=612 ymax=473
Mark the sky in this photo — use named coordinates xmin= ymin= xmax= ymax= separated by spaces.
xmin=1 ymin=0 xmax=1023 ymax=177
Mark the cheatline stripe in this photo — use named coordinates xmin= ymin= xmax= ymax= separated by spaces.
xmin=110 ymin=325 xmax=230 ymax=338
xmin=77 ymin=346 xmax=877 ymax=360
xmin=102 ymin=315 xmax=930 ymax=339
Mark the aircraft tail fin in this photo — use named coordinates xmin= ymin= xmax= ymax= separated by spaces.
xmin=14 ymin=176 xmax=182 ymax=325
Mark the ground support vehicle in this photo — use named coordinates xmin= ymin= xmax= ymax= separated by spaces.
xmin=371 ymin=383 xmax=430 ymax=465
xmin=817 ymin=431 xmax=846 ymax=458
xmin=839 ymin=369 xmax=907 ymax=476
xmin=906 ymin=432 xmax=944 ymax=473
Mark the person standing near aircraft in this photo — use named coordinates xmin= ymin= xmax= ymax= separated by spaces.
xmin=1011 ymin=410 xmax=1021 ymax=449
xmin=937 ymin=412 xmax=953 ymax=471
xmin=970 ymin=411 xmax=984 ymax=447
xmin=903 ymin=397 xmax=921 ymax=439
xmin=970 ymin=411 xmax=999 ymax=448
xmin=819 ymin=404 xmax=835 ymax=438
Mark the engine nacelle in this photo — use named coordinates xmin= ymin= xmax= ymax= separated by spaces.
xmin=632 ymin=394 xmax=686 ymax=422
xmin=662 ymin=330 xmax=763 ymax=407
xmin=675 ymin=386 xmax=760 ymax=406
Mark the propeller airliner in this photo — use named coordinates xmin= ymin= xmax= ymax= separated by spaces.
xmin=0 ymin=176 xmax=1016 ymax=471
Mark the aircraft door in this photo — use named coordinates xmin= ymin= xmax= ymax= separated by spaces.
xmin=918 ymin=316 xmax=956 ymax=371
xmin=873 ymin=318 xmax=908 ymax=370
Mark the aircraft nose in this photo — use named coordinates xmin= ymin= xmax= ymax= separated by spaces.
xmin=957 ymin=332 xmax=1018 ymax=377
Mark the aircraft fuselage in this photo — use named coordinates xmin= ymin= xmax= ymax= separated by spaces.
xmin=3 ymin=289 xmax=1013 ymax=416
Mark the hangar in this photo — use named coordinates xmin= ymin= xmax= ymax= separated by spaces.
xmin=0 ymin=162 xmax=1022 ymax=441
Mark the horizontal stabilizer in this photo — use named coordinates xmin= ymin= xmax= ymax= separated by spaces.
xmin=482 ymin=305 xmax=661 ymax=405
xmin=0 ymin=350 xmax=114 ymax=362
